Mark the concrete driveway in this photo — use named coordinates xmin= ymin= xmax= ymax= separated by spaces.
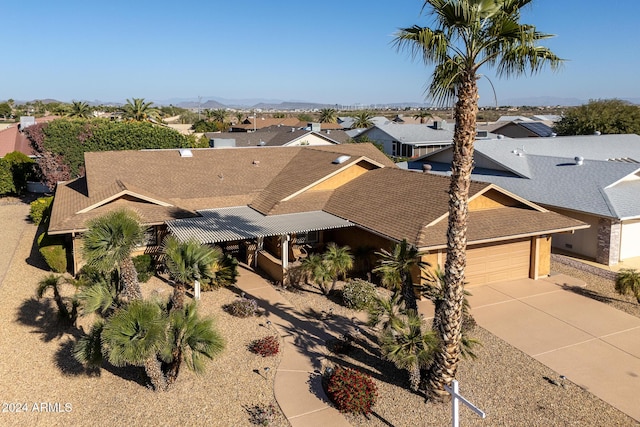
xmin=468 ymin=275 xmax=640 ymax=422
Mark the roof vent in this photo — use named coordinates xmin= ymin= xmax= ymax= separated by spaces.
xmin=252 ymin=160 xmax=260 ymax=166
xmin=179 ymin=148 xmax=193 ymax=157
xmin=594 ymin=131 xmax=601 ymax=136
xmin=332 ymin=155 xmax=351 ymax=164
xmin=422 ymin=163 xmax=432 ymax=174
xmin=575 ymin=156 xmax=584 ymax=166
xmin=258 ymin=140 xmax=265 ymax=146
xmin=551 ymin=132 xmax=557 ymax=137
xmin=291 ymin=127 xmax=295 ymax=132
xmin=496 ymin=134 xmax=504 ymax=139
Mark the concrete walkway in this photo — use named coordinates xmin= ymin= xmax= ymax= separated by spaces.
xmin=233 ymin=267 xmax=366 ymax=427
xmin=467 ymin=275 xmax=640 ymax=422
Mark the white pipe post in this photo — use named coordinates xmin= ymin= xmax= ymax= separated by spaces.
xmin=194 ymin=279 xmax=200 ymax=300
xmin=452 ymin=380 xmax=460 ymax=427
xmin=444 ymin=379 xmax=486 ymax=427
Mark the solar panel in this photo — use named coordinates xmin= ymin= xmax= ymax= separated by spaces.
xmin=519 ymin=122 xmax=553 ymax=137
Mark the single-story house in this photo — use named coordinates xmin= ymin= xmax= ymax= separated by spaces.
xmin=356 ymin=122 xmax=455 ymax=158
xmin=406 ymin=134 xmax=640 ymax=265
xmin=479 ymin=120 xmax=555 ymax=138
xmin=47 ymin=143 xmax=585 ymax=286
xmin=205 ymin=127 xmax=350 ymax=148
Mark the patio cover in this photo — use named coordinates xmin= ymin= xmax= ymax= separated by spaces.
xmin=166 ymin=206 xmax=352 ymax=244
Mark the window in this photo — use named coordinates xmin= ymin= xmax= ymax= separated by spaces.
xmin=141 ymin=227 xmax=157 ymax=247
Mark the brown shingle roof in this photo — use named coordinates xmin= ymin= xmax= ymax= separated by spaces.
xmin=49 ymin=144 xmax=393 ymax=234
xmin=419 ymin=207 xmax=587 ymax=248
xmin=325 ymin=168 xmax=487 ymax=244
xmin=325 ymin=168 xmax=586 ymax=247
xmin=250 ymin=151 xmax=380 ymax=215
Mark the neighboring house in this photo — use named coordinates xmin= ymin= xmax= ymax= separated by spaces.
xmin=0 ymin=116 xmax=57 ymax=158
xmin=481 ymin=121 xmax=555 ymax=138
xmin=48 ymin=144 xmax=584 ymax=288
xmin=337 ymin=116 xmax=391 ymax=130
xmin=231 ymin=117 xmax=300 ymax=132
xmin=357 ymin=122 xmax=457 ymax=158
xmin=205 ymin=127 xmax=349 ymax=148
xmin=408 ymin=134 xmax=640 ymax=265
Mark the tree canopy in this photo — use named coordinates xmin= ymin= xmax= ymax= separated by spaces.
xmin=553 ymin=99 xmax=640 ymax=135
xmin=24 ymin=118 xmax=190 ymax=189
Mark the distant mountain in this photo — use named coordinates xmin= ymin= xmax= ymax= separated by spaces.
xmin=175 ymin=99 xmax=227 ymax=109
xmin=494 ymin=96 xmax=586 ymax=107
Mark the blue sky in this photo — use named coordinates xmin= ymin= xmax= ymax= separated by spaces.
xmin=2 ymin=0 xmax=639 ymax=106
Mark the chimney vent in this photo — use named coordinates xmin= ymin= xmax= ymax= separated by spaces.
xmin=575 ymin=156 xmax=584 ymax=166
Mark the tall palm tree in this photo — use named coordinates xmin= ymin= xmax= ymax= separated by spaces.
xmin=101 ymin=300 xmax=168 ymax=391
xmin=381 ymin=310 xmax=439 ymax=391
xmin=162 ymin=236 xmax=218 ymax=311
xmin=322 ymin=243 xmax=354 ymax=294
xmin=121 ymin=98 xmax=161 ymax=122
xmin=319 ymin=108 xmax=337 ymax=123
xmin=373 ymin=240 xmax=428 ymax=312
xmin=210 ymin=108 xmax=228 ymax=123
xmin=82 ymin=209 xmax=146 ymax=303
xmin=351 ymin=111 xmax=374 ymax=128
xmin=615 ymin=268 xmax=640 ymax=303
xmin=162 ymin=302 xmax=225 ymax=386
xmin=68 ymin=101 xmax=91 ymax=118
xmin=413 ymin=110 xmax=433 ymax=124
xmin=394 ymin=0 xmax=562 ymax=399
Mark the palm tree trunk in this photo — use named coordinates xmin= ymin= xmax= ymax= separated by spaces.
xmin=144 ymin=356 xmax=167 ymax=392
xmin=402 ymin=273 xmax=418 ymax=312
xmin=409 ymin=364 xmax=421 ymax=392
xmin=164 ymin=347 xmax=183 ymax=388
xmin=170 ymin=282 xmax=187 ymax=312
xmin=426 ymin=71 xmax=478 ymax=401
xmin=119 ymin=257 xmax=143 ymax=302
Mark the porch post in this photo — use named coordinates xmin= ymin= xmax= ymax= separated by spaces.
xmin=256 ymin=236 xmax=264 ymax=268
xmin=281 ymin=234 xmax=289 ymax=269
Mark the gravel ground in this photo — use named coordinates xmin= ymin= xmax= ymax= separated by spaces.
xmin=282 ymin=280 xmax=639 ymax=427
xmin=0 ymin=203 xmax=287 ymax=427
xmin=1 ymin=197 xmax=638 ymax=426
xmin=551 ymin=257 xmax=640 ymax=319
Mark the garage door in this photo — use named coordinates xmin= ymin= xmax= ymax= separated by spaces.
xmin=465 ymin=239 xmax=531 ymax=286
xmin=620 ymin=220 xmax=640 ymax=261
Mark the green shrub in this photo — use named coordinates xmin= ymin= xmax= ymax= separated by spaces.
xmin=202 ymin=252 xmax=239 ymax=291
xmin=133 ymin=254 xmax=155 ymax=283
xmin=0 ymin=158 xmax=15 ymax=195
xmin=30 ymin=196 xmax=53 ymax=225
xmin=224 ymin=297 xmax=259 ymax=318
xmin=3 ymin=151 xmax=35 ymax=194
xmin=326 ymin=367 xmax=377 ymax=414
xmin=249 ymin=335 xmax=280 ymax=357
xmin=38 ymin=232 xmax=67 ymax=273
xmin=342 ymin=279 xmax=377 ymax=310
